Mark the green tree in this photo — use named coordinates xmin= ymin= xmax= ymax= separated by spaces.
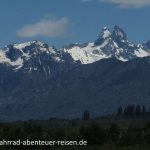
xmin=80 ymin=124 xmax=106 ymax=145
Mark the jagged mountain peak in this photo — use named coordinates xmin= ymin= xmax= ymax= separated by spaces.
xmin=62 ymin=25 xmax=150 ymax=64
xmin=112 ymin=25 xmax=128 ymax=43
xmin=9 ymin=40 xmax=60 ymax=57
xmin=6 ymin=40 xmax=41 ymax=48
xmin=95 ymin=25 xmax=127 ymax=46
xmin=100 ymin=26 xmax=111 ymax=39
xmin=6 ymin=40 xmax=55 ymax=54
xmin=94 ymin=26 xmax=111 ymax=46
xmin=0 ymin=41 xmax=66 ymax=72
xmin=0 ymin=25 xmax=150 ymax=71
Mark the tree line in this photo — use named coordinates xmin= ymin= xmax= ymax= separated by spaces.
xmin=117 ymin=105 xmax=149 ymax=117
xmin=82 ymin=105 xmax=150 ymax=121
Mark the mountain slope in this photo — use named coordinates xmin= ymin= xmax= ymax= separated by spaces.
xmin=0 ymin=41 xmax=78 ymax=90
xmin=1 ymin=57 xmax=150 ymax=120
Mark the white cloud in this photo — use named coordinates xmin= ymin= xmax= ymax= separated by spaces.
xmin=17 ymin=16 xmax=70 ymax=38
xmin=82 ymin=0 xmax=150 ymax=8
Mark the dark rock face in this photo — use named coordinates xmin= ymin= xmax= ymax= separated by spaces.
xmin=6 ymin=45 xmax=23 ymax=61
xmin=93 ymin=26 xmax=139 ymax=61
xmin=112 ymin=25 xmax=128 ymax=47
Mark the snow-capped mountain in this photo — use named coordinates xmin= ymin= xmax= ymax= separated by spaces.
xmin=62 ymin=25 xmax=150 ymax=64
xmin=0 ymin=41 xmax=76 ymax=79
xmin=1 ymin=41 xmax=59 ymax=70
xmin=0 ymin=25 xmax=150 ymax=75
xmin=1 ymin=26 xmax=150 ymax=120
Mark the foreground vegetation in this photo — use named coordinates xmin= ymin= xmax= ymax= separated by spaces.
xmin=0 ymin=114 xmax=150 ymax=150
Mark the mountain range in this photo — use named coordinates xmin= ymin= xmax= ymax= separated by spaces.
xmin=0 ymin=25 xmax=150 ymax=121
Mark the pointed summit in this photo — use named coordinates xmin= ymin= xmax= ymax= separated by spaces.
xmin=113 ymin=25 xmax=127 ymax=42
xmin=112 ymin=25 xmax=128 ymax=48
xmin=94 ymin=26 xmax=111 ymax=46
xmin=100 ymin=26 xmax=111 ymax=39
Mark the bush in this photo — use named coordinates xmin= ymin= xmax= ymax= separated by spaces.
xmin=80 ymin=124 xmax=107 ymax=145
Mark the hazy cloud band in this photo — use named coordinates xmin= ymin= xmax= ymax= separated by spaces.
xmin=82 ymin=0 xmax=150 ymax=8
xmin=17 ymin=16 xmax=70 ymax=38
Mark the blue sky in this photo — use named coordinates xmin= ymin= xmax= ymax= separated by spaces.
xmin=0 ymin=0 xmax=150 ymax=48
